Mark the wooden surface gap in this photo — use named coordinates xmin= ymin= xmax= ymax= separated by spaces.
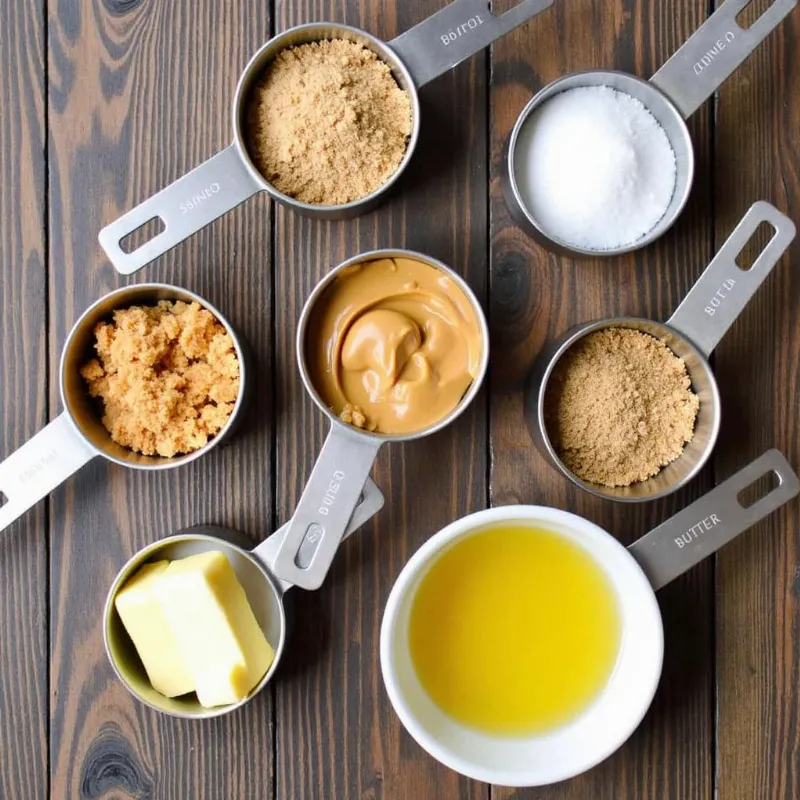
xmin=43 ymin=0 xmax=52 ymax=795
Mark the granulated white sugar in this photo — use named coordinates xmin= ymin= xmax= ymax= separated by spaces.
xmin=514 ymin=86 xmax=677 ymax=251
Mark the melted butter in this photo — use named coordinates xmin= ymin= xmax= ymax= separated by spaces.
xmin=306 ymin=258 xmax=483 ymax=434
xmin=409 ymin=525 xmax=621 ymax=735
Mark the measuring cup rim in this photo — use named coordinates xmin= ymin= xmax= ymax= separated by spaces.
xmin=534 ymin=316 xmax=721 ymax=503
xmin=380 ymin=504 xmax=664 ymax=786
xmin=103 ymin=530 xmax=288 ymax=719
xmin=230 ymin=22 xmax=422 ymax=213
xmin=58 ymin=282 xmax=249 ymax=471
xmin=505 ymin=69 xmax=694 ymax=258
xmin=295 ymin=248 xmax=490 ymax=443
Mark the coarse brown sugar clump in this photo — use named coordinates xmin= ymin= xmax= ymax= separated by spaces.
xmin=80 ymin=301 xmax=240 ymax=458
xmin=244 ymin=38 xmax=413 ymax=205
xmin=339 ymin=402 xmax=376 ymax=432
xmin=544 ymin=327 xmax=700 ymax=487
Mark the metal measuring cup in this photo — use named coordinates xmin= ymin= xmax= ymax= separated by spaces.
xmin=503 ymin=0 xmax=798 ymax=257
xmin=98 ymin=0 xmax=553 ymax=275
xmin=525 ymin=201 xmax=796 ymax=502
xmin=103 ymin=478 xmax=384 ymax=718
xmin=0 ymin=284 xmax=249 ymax=535
xmin=268 ymin=249 xmax=489 ymax=591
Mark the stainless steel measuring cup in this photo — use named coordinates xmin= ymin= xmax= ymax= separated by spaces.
xmin=525 ymin=201 xmax=796 ymax=502
xmin=103 ymin=478 xmax=384 ymax=718
xmin=269 ymin=249 xmax=489 ymax=591
xmin=381 ymin=449 xmax=799 ymax=785
xmin=0 ymin=284 xmax=249 ymax=535
xmin=98 ymin=0 xmax=553 ymax=275
xmin=503 ymin=0 xmax=798 ymax=257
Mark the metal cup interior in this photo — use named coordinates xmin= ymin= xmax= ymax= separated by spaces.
xmin=103 ymin=528 xmax=286 ymax=719
xmin=506 ymin=70 xmax=695 ymax=257
xmin=533 ymin=318 xmax=721 ymax=502
xmin=231 ymin=23 xmax=422 ymax=218
xmin=296 ymin=249 xmax=490 ymax=443
xmin=60 ymin=283 xmax=248 ymax=470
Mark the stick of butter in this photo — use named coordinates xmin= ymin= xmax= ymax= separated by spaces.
xmin=154 ymin=551 xmax=275 ymax=708
xmin=114 ymin=561 xmax=195 ymax=698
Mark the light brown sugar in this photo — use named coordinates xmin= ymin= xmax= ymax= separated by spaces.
xmin=80 ymin=301 xmax=239 ymax=457
xmin=545 ymin=327 xmax=700 ymax=487
xmin=244 ymin=39 xmax=412 ymax=205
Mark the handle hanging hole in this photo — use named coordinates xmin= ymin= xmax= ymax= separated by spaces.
xmin=736 ymin=0 xmax=774 ymax=29
xmin=737 ymin=469 xmax=780 ymax=508
xmin=735 ymin=220 xmax=777 ymax=270
xmin=0 ymin=491 xmax=7 ymax=509
xmin=295 ymin=523 xmax=325 ymax=569
xmin=119 ymin=215 xmax=166 ymax=254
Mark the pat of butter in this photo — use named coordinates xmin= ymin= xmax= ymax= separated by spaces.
xmin=114 ymin=561 xmax=194 ymax=698
xmin=154 ymin=551 xmax=275 ymax=708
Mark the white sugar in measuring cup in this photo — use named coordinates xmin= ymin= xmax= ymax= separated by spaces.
xmin=98 ymin=0 xmax=554 ymax=275
xmin=104 ymin=479 xmax=384 ymax=718
xmin=381 ymin=450 xmax=799 ymax=786
xmin=503 ymin=0 xmax=798 ymax=257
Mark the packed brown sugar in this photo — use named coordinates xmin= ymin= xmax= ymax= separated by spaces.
xmin=306 ymin=257 xmax=483 ymax=435
xmin=80 ymin=301 xmax=240 ymax=457
xmin=545 ymin=328 xmax=700 ymax=487
xmin=244 ymin=39 xmax=412 ymax=205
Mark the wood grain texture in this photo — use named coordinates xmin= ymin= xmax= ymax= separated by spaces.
xmin=46 ymin=1 xmax=275 ymax=798
xmin=0 ymin=0 xmax=796 ymax=797
xmin=272 ymin=2 xmax=489 ymax=798
xmin=713 ymin=1 xmax=800 ymax=797
xmin=488 ymin=0 xmax=715 ymax=797
xmin=0 ymin=1 xmax=48 ymax=799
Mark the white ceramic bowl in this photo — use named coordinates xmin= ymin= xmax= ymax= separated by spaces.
xmin=379 ymin=506 xmax=664 ymax=787
xmin=381 ymin=451 xmax=800 ymax=785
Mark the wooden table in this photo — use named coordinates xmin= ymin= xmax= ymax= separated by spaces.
xmin=2 ymin=0 xmax=798 ymax=797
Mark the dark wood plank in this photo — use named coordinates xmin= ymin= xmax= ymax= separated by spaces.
xmin=713 ymin=2 xmax=800 ymax=797
xmin=489 ymin=0 xmax=715 ymax=797
xmin=272 ymin=1 xmax=489 ymax=797
xmin=47 ymin=2 xmax=275 ymax=797
xmin=0 ymin=1 xmax=48 ymax=798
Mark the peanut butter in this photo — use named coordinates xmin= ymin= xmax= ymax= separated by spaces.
xmin=306 ymin=257 xmax=483 ymax=435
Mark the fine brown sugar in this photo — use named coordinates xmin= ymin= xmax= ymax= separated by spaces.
xmin=244 ymin=39 xmax=412 ymax=205
xmin=80 ymin=301 xmax=240 ymax=458
xmin=545 ymin=328 xmax=700 ymax=487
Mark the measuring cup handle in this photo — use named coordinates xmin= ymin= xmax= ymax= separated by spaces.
xmin=0 ymin=413 xmax=95 ymax=535
xmin=97 ymin=144 xmax=261 ymax=275
xmin=253 ymin=478 xmax=385 ymax=593
xmin=270 ymin=427 xmax=382 ymax=591
xmin=649 ymin=0 xmax=798 ymax=118
xmin=665 ymin=201 xmax=796 ymax=357
xmin=389 ymin=0 xmax=553 ymax=88
xmin=628 ymin=450 xmax=799 ymax=591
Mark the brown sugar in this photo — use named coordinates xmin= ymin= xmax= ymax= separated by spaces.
xmin=339 ymin=403 xmax=375 ymax=432
xmin=80 ymin=301 xmax=240 ymax=458
xmin=244 ymin=39 xmax=412 ymax=205
xmin=545 ymin=328 xmax=700 ymax=487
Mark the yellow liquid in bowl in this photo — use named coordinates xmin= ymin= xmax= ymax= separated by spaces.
xmin=408 ymin=525 xmax=621 ymax=735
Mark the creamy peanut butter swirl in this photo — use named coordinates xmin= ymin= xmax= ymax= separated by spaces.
xmin=306 ymin=257 xmax=483 ymax=435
